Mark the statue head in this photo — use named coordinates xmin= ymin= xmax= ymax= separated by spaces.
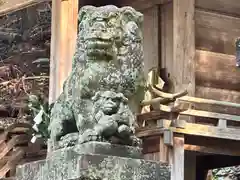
xmin=73 ymin=5 xmax=143 ymax=65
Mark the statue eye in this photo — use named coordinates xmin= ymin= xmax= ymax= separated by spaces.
xmin=108 ymin=18 xmax=117 ymax=27
xmin=79 ymin=23 xmax=84 ymax=31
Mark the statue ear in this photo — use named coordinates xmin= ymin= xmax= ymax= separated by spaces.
xmin=78 ymin=5 xmax=96 ymax=23
xmin=116 ymin=93 xmax=128 ymax=103
xmin=120 ymin=7 xmax=143 ymax=28
xmin=92 ymin=91 xmax=101 ymax=102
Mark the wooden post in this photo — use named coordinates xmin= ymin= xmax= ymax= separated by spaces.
xmin=141 ymin=6 xmax=160 ymax=114
xmin=142 ymin=6 xmax=160 ymax=77
xmin=169 ymin=135 xmax=185 ymax=180
xmin=49 ymin=0 xmax=78 ymax=103
xmin=172 ymin=0 xmax=195 ymax=95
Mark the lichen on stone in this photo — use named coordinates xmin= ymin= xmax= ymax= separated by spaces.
xmin=47 ymin=5 xmax=146 ymax=151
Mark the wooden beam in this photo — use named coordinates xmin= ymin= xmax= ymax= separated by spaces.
xmin=49 ymin=0 xmax=78 ymax=103
xmin=180 ymin=109 xmax=240 ymax=122
xmin=179 ymin=93 xmax=240 ymax=109
xmin=120 ymin=0 xmax=171 ymax=11
xmin=195 ymin=9 xmax=240 ymax=55
xmin=195 ymin=0 xmax=240 ymax=17
xmin=137 ymin=120 xmax=240 ymax=141
xmin=195 ymin=86 xmax=240 ymax=105
xmin=196 ymin=9 xmax=240 ymax=33
xmin=0 ymin=0 xmax=50 ymax=16
xmin=172 ymin=0 xmax=195 ymax=95
xmin=195 ymin=86 xmax=240 ymax=115
xmin=169 ymin=135 xmax=184 ymax=180
xmin=184 ymin=144 xmax=240 ymax=156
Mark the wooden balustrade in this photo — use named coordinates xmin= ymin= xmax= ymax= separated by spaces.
xmin=0 ymin=123 xmax=46 ymax=179
xmin=138 ymin=86 xmax=240 ymax=141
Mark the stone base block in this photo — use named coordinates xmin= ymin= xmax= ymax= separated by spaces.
xmin=47 ymin=141 xmax=143 ymax=159
xmin=16 ymin=142 xmax=170 ymax=180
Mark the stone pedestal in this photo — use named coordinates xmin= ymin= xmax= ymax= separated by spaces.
xmin=16 ymin=142 xmax=170 ymax=180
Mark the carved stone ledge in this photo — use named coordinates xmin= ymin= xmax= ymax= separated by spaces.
xmin=16 ymin=143 xmax=170 ymax=180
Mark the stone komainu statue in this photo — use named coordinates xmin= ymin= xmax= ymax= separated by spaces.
xmin=48 ymin=5 xmax=146 ymax=151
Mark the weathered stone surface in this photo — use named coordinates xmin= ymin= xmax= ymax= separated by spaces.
xmin=213 ymin=166 xmax=240 ymax=180
xmin=16 ymin=150 xmax=170 ymax=180
xmin=48 ymin=5 xmax=146 ymax=151
xmin=46 ymin=141 xmax=143 ymax=159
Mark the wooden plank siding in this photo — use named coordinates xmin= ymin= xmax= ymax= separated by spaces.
xmin=195 ymin=0 xmax=240 ymax=17
xmin=195 ymin=9 xmax=240 ymax=55
xmin=195 ymin=7 xmax=240 ymax=120
xmin=195 ymin=50 xmax=239 ymax=91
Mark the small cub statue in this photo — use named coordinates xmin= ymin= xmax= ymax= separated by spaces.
xmin=48 ymin=5 xmax=146 ymax=151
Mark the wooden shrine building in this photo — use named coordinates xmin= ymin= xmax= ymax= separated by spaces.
xmin=0 ymin=0 xmax=240 ymax=180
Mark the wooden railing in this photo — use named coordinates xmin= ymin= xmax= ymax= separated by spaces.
xmin=138 ymin=84 xmax=240 ymax=140
xmin=0 ymin=123 xmax=46 ymax=179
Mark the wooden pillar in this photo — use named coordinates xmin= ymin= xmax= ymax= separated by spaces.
xmin=142 ymin=6 xmax=160 ymax=77
xmin=141 ymin=6 xmax=161 ymax=113
xmin=172 ymin=0 xmax=195 ymax=95
xmin=160 ymin=2 xmax=173 ymax=92
xmin=161 ymin=0 xmax=195 ymax=94
xmin=49 ymin=0 xmax=78 ymax=103
xmin=169 ymin=135 xmax=185 ymax=180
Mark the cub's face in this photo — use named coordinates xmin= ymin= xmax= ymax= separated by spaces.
xmin=93 ymin=91 xmax=128 ymax=115
xmin=101 ymin=94 xmax=121 ymax=115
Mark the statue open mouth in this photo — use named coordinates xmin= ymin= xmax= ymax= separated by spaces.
xmin=86 ymin=38 xmax=114 ymax=59
xmin=86 ymin=38 xmax=112 ymax=49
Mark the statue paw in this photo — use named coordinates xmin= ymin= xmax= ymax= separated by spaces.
xmin=59 ymin=132 xmax=79 ymax=148
xmin=117 ymin=124 xmax=132 ymax=136
xmin=78 ymin=129 xmax=101 ymax=144
xmin=131 ymin=136 xmax=142 ymax=147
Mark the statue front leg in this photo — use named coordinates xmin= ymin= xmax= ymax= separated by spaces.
xmin=48 ymin=98 xmax=77 ymax=150
xmin=117 ymin=124 xmax=142 ymax=147
xmin=77 ymin=113 xmax=101 ymax=144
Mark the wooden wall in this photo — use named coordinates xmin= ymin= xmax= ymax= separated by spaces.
xmin=157 ymin=0 xmax=240 ymax=117
xmin=118 ymin=0 xmax=240 ymax=122
xmin=194 ymin=1 xmax=240 ymax=116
